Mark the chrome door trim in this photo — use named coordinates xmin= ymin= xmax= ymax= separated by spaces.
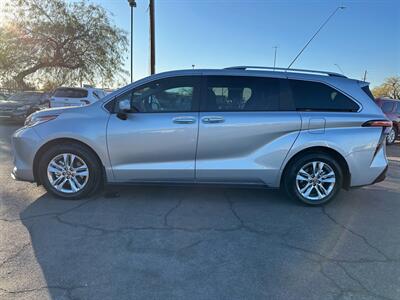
xmin=172 ymin=116 xmax=196 ymax=124
xmin=202 ymin=116 xmax=225 ymax=124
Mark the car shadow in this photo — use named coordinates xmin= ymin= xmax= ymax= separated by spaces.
xmin=18 ymin=181 xmax=400 ymax=299
xmin=17 ymin=185 xmax=306 ymax=298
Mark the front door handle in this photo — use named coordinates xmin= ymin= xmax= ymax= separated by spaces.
xmin=202 ymin=116 xmax=225 ymax=124
xmin=172 ymin=116 xmax=196 ymax=124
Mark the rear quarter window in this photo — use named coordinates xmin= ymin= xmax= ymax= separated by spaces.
xmin=289 ymin=80 xmax=359 ymax=112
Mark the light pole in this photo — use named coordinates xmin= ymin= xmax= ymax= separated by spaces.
xmin=128 ymin=0 xmax=137 ymax=82
xmin=334 ymin=63 xmax=345 ymax=75
xmin=273 ymin=46 xmax=278 ymax=69
xmin=287 ymin=6 xmax=346 ymax=69
xmin=149 ymin=0 xmax=155 ymax=75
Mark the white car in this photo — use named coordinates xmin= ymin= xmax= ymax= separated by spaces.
xmin=50 ymin=87 xmax=106 ymax=108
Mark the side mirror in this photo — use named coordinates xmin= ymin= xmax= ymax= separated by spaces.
xmin=117 ymin=112 xmax=128 ymax=120
xmin=116 ymin=99 xmax=131 ymax=120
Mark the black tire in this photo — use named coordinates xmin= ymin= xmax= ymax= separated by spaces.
xmin=38 ymin=143 xmax=102 ymax=200
xmin=386 ymin=127 xmax=398 ymax=145
xmin=283 ymin=153 xmax=343 ymax=206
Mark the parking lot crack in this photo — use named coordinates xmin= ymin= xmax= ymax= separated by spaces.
xmin=335 ymin=263 xmax=396 ymax=300
xmin=321 ymin=206 xmax=390 ymax=261
xmin=0 ymin=242 xmax=31 ymax=269
xmin=225 ymin=191 xmax=279 ymax=237
xmin=0 ymin=284 xmax=88 ymax=300
xmin=164 ymin=198 xmax=183 ymax=227
xmin=0 ymin=197 xmax=96 ymax=223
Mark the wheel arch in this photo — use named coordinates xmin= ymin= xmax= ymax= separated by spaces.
xmin=33 ymin=138 xmax=106 ymax=185
xmin=394 ymin=121 xmax=399 ymax=132
xmin=280 ymin=146 xmax=351 ymax=190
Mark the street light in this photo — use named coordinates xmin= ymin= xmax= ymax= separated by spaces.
xmin=287 ymin=6 xmax=346 ymax=69
xmin=334 ymin=63 xmax=345 ymax=75
xmin=272 ymin=46 xmax=278 ymax=69
xmin=128 ymin=0 xmax=137 ymax=82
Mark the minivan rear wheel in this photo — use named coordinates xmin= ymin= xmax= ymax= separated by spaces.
xmin=38 ymin=143 xmax=102 ymax=199
xmin=283 ymin=153 xmax=343 ymax=205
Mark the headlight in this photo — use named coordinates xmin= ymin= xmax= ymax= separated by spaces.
xmin=24 ymin=114 xmax=58 ymax=127
xmin=16 ymin=105 xmax=31 ymax=111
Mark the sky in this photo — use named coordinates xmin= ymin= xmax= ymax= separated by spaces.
xmin=94 ymin=0 xmax=399 ymax=87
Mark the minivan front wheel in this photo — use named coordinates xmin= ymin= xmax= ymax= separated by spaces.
xmin=283 ymin=153 xmax=343 ymax=205
xmin=38 ymin=143 xmax=102 ymax=199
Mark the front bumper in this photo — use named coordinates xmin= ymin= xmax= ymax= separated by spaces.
xmin=11 ymin=126 xmax=43 ymax=182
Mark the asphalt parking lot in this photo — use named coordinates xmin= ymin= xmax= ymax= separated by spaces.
xmin=0 ymin=123 xmax=399 ymax=300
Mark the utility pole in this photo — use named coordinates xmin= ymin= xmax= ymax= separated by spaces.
xmin=273 ymin=46 xmax=278 ymax=69
xmin=149 ymin=0 xmax=155 ymax=75
xmin=128 ymin=0 xmax=137 ymax=82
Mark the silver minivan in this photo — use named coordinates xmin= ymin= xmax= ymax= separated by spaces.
xmin=12 ymin=67 xmax=391 ymax=205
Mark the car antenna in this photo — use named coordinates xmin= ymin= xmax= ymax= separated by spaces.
xmin=287 ymin=6 xmax=346 ymax=70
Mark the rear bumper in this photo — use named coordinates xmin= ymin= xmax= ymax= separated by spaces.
xmin=372 ymin=165 xmax=388 ymax=184
xmin=347 ymin=145 xmax=388 ymax=187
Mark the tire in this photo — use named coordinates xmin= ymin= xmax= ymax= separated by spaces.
xmin=386 ymin=127 xmax=398 ymax=145
xmin=283 ymin=153 xmax=343 ymax=206
xmin=38 ymin=143 xmax=102 ymax=200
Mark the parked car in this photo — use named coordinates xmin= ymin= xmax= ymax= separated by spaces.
xmin=0 ymin=92 xmax=10 ymax=100
xmin=50 ymin=87 xmax=106 ymax=108
xmin=375 ymin=97 xmax=400 ymax=145
xmin=12 ymin=67 xmax=391 ymax=205
xmin=0 ymin=91 xmax=48 ymax=123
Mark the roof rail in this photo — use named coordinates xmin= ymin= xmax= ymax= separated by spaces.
xmin=224 ymin=66 xmax=347 ymax=78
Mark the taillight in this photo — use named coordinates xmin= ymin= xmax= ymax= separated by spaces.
xmin=362 ymin=120 xmax=392 ymax=156
xmin=362 ymin=120 xmax=393 ymax=128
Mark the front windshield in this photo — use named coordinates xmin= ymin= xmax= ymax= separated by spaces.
xmin=7 ymin=92 xmax=42 ymax=102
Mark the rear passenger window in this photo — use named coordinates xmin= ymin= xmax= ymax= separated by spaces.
xmin=204 ymin=76 xmax=282 ymax=111
xmin=290 ymin=80 xmax=359 ymax=112
xmin=382 ymin=102 xmax=394 ymax=113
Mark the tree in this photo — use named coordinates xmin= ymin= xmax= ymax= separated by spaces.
xmin=372 ymin=76 xmax=400 ymax=99
xmin=0 ymin=0 xmax=128 ymax=90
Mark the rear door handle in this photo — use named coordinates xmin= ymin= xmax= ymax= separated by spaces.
xmin=172 ymin=116 xmax=196 ymax=124
xmin=202 ymin=116 xmax=225 ymax=124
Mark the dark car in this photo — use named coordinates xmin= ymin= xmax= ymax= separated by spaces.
xmin=0 ymin=92 xmax=10 ymax=100
xmin=0 ymin=91 xmax=49 ymax=123
xmin=375 ymin=97 xmax=400 ymax=144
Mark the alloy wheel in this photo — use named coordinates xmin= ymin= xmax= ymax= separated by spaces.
xmin=47 ymin=153 xmax=89 ymax=194
xmin=387 ymin=128 xmax=396 ymax=144
xmin=295 ymin=161 xmax=336 ymax=201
